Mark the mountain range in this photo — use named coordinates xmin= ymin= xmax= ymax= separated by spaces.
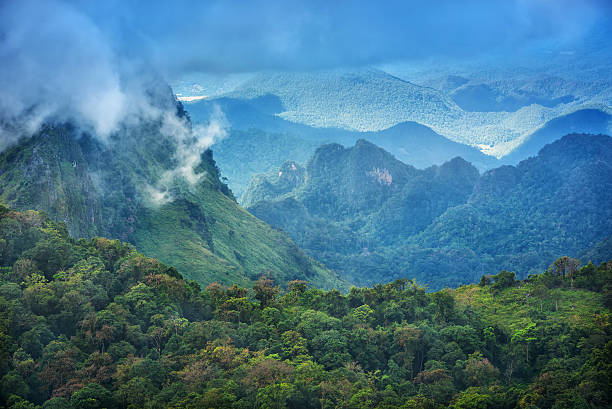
xmin=179 ymin=67 xmax=611 ymax=199
xmin=0 ymin=89 xmax=345 ymax=290
xmin=245 ymin=134 xmax=612 ymax=289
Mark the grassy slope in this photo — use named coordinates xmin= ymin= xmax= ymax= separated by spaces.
xmin=135 ymin=186 xmax=345 ymax=290
xmin=0 ymin=123 xmax=347 ymax=291
xmin=453 ymin=283 xmax=606 ymax=334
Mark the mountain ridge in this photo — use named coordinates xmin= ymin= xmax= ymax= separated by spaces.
xmin=245 ymin=134 xmax=612 ymax=289
xmin=0 ymin=97 xmax=346 ymax=290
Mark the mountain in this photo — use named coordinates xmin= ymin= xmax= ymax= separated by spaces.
xmin=1 ymin=204 xmax=610 ymax=408
xmin=211 ymin=129 xmax=322 ymax=199
xmin=180 ymin=68 xmax=610 ymax=198
xmin=450 ymin=82 xmax=576 ymax=112
xmin=246 ymin=140 xmax=482 ymax=288
xmin=502 ymin=108 xmax=612 ymax=164
xmin=412 ymin=133 xmax=612 ymax=277
xmin=179 ymin=67 xmax=611 ymax=155
xmin=360 ymin=121 xmax=499 ymax=170
xmin=0 ymin=94 xmax=345 ymax=290
xmin=184 ymin=95 xmax=497 ymax=200
xmin=245 ymin=135 xmax=612 ymax=289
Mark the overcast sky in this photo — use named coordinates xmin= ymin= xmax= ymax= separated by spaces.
xmin=0 ymin=0 xmax=610 ymax=146
xmin=70 ymin=0 xmax=612 ymax=73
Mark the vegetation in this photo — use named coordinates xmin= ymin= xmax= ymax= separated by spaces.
xmin=0 ymin=100 xmax=344 ymax=290
xmin=0 ymin=205 xmax=610 ymax=409
xmin=212 ymin=129 xmax=320 ymax=200
xmin=246 ymin=134 xmax=612 ymax=289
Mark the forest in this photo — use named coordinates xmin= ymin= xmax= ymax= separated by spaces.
xmin=0 ymin=205 xmax=610 ymax=409
xmin=247 ymin=134 xmax=612 ymax=289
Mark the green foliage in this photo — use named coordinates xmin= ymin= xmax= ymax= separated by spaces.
xmin=0 ymin=118 xmax=346 ymax=292
xmin=246 ymin=134 xmax=612 ymax=290
xmin=0 ymin=207 xmax=609 ymax=409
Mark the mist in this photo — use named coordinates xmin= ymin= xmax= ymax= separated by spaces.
xmin=1 ymin=0 xmax=610 ymax=153
xmin=0 ymin=0 xmax=230 ymax=199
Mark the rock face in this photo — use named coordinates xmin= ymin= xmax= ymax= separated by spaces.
xmin=245 ymin=135 xmax=612 ymax=289
xmin=0 ymin=93 xmax=345 ymax=290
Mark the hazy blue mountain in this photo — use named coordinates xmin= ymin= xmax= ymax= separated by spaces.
xmin=413 ymin=133 xmax=612 ymax=279
xmin=502 ymin=109 xmax=612 ymax=164
xmin=451 ymin=82 xmax=576 ymax=112
xmin=179 ymin=66 xmax=611 ymax=155
xmin=183 ymin=96 xmax=498 ymax=199
xmin=213 ymin=129 xmax=322 ymax=199
xmin=246 ymin=140 xmax=481 ymax=288
xmin=360 ymin=121 xmax=499 ymax=170
xmin=245 ymin=134 xmax=612 ymax=289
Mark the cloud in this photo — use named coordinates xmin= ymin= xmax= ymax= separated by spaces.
xmin=0 ymin=0 xmax=127 ymax=141
xmin=1 ymin=0 xmax=610 ymax=146
xmin=72 ymin=0 xmax=612 ymax=73
xmin=146 ymin=105 xmax=228 ymax=206
xmin=0 ymin=0 xmax=229 ymax=205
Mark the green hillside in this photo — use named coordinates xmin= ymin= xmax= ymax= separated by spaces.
xmin=0 ymin=205 xmax=609 ymax=408
xmin=0 ymin=103 xmax=344 ymax=291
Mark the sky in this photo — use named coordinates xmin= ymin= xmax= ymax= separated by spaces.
xmin=0 ymin=0 xmax=611 ymax=148
xmin=76 ymin=0 xmax=612 ymax=73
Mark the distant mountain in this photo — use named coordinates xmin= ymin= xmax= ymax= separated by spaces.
xmin=180 ymin=67 xmax=611 ymax=153
xmin=450 ymin=82 xmax=576 ymax=112
xmin=179 ymin=67 xmax=610 ymax=194
xmin=184 ymin=95 xmax=498 ymax=199
xmin=213 ymin=129 xmax=321 ymax=199
xmin=0 ymin=92 xmax=345 ymax=290
xmin=502 ymin=109 xmax=612 ymax=164
xmin=360 ymin=121 xmax=498 ymax=170
xmin=413 ymin=133 xmax=612 ymax=280
xmin=246 ymin=140 xmax=482 ymax=288
xmin=245 ymin=135 xmax=612 ymax=289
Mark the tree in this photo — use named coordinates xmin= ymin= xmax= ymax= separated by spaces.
xmin=492 ymin=270 xmax=516 ymax=291
xmin=532 ymin=282 xmax=548 ymax=311
xmin=115 ymin=377 xmax=156 ymax=408
xmin=69 ymin=383 xmax=114 ymax=409
xmin=451 ymin=387 xmax=492 ymax=409
xmin=351 ymin=304 xmax=374 ymax=325
xmin=511 ymin=322 xmax=537 ymax=362
xmin=553 ymin=256 xmax=580 ymax=287
xmin=254 ymin=274 xmax=279 ymax=308
xmin=281 ymin=330 xmax=309 ymax=360
xmin=463 ymin=352 xmax=500 ymax=387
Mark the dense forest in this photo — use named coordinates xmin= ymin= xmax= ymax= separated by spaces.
xmin=247 ymin=134 xmax=612 ymax=289
xmin=0 ymin=205 xmax=610 ymax=409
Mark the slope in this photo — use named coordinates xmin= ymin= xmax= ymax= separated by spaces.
xmin=1 ymin=205 xmax=609 ymax=408
xmin=413 ymin=133 xmax=612 ymax=278
xmin=246 ymin=140 xmax=480 ymax=288
xmin=502 ymin=108 xmax=612 ymax=164
xmin=245 ymin=135 xmax=612 ymax=289
xmin=0 ymin=97 xmax=345 ymax=290
xmin=183 ymin=95 xmax=497 ymax=201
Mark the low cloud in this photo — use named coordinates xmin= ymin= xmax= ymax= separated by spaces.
xmin=0 ymin=0 xmax=127 ymax=143
xmin=0 ymin=0 xmax=230 ymax=205
xmin=146 ymin=106 xmax=228 ymax=206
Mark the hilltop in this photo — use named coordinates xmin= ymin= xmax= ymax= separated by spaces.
xmin=0 ymin=92 xmax=345 ymax=290
xmin=245 ymin=134 xmax=612 ymax=288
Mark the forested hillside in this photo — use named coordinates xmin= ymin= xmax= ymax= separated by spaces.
xmin=246 ymin=134 xmax=612 ymax=289
xmin=0 ymin=94 xmax=344 ymax=291
xmin=0 ymin=205 xmax=609 ymax=409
